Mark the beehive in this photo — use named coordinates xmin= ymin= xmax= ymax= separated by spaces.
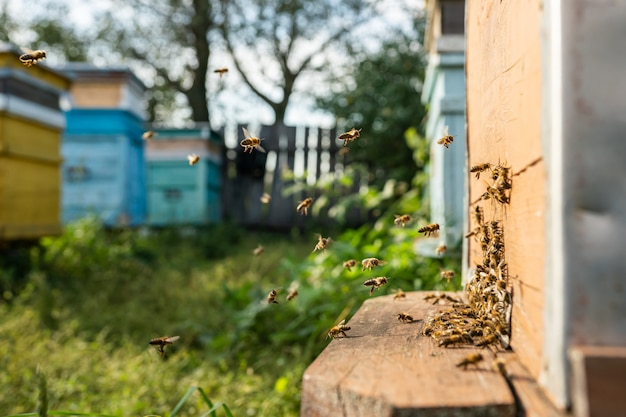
xmin=145 ymin=125 xmax=222 ymax=226
xmin=0 ymin=44 xmax=71 ymax=240
xmin=60 ymin=64 xmax=147 ymax=226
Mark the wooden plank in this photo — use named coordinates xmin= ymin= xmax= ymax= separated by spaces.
xmin=569 ymin=346 xmax=626 ymax=417
xmin=302 ymin=291 xmax=515 ymax=417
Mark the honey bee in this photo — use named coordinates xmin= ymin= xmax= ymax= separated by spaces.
xmin=473 ymin=205 xmax=484 ymax=226
xmin=338 ymin=128 xmax=361 ymax=147
xmin=361 ymin=257 xmax=387 ymax=271
xmin=492 ymin=358 xmax=508 ymax=377
xmin=312 ymin=235 xmax=331 ymax=253
xmin=240 ymin=127 xmax=266 ymax=153
xmin=142 ymin=131 xmax=157 ymax=141
xmin=469 ymin=163 xmax=491 ymax=179
xmin=343 ymin=259 xmax=357 ymax=271
xmin=418 ymin=223 xmax=440 ymax=237
xmin=438 ymin=333 xmax=473 ymax=347
xmin=394 ymin=214 xmax=412 ymax=228
xmin=252 ymin=245 xmax=264 ymax=256
xmin=436 ymin=126 xmax=454 ymax=148
xmin=267 ymin=289 xmax=279 ymax=304
xmin=213 ymin=67 xmax=229 ymax=77
xmin=456 ymin=353 xmax=484 ymax=370
xmin=327 ymin=319 xmax=351 ymax=339
xmin=188 ymin=153 xmax=200 ymax=165
xmin=474 ymin=333 xmax=499 ymax=348
xmin=260 ymin=193 xmax=271 ymax=204
xmin=397 ymin=312 xmax=414 ymax=323
xmin=393 ymin=289 xmax=406 ymax=300
xmin=149 ymin=336 xmax=180 ymax=358
xmin=436 ymin=243 xmax=447 ymax=255
xmin=440 ymin=270 xmax=455 ymax=282
xmin=286 ymin=289 xmax=299 ymax=301
xmin=19 ymin=48 xmax=47 ymax=67
xmin=363 ymin=277 xmax=388 ymax=295
xmin=296 ymin=197 xmax=313 ymax=215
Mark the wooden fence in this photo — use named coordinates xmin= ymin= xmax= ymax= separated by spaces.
xmin=218 ymin=123 xmax=367 ymax=230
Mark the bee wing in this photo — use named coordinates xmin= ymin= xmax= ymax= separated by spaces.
xmin=337 ymin=319 xmax=346 ymax=326
xmin=20 ymin=46 xmax=35 ymax=54
xmin=166 ymin=336 xmax=180 ymax=343
xmin=257 ymin=144 xmax=267 ymax=153
xmin=242 ymin=127 xmax=252 ymax=139
xmin=443 ymin=125 xmax=449 ymax=135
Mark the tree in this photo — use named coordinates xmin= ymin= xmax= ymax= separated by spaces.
xmin=219 ymin=0 xmax=374 ymax=124
xmin=315 ymin=20 xmax=427 ymax=186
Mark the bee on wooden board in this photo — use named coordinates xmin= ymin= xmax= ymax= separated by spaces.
xmin=438 ymin=333 xmax=473 ymax=347
xmin=240 ymin=127 xmax=266 ymax=153
xmin=435 ymin=243 xmax=447 ymax=256
xmin=149 ymin=336 xmax=180 ymax=358
xmin=397 ymin=312 xmax=414 ymax=323
xmin=394 ymin=214 xmax=412 ymax=228
xmin=296 ymin=197 xmax=313 ymax=215
xmin=267 ymin=289 xmax=279 ymax=304
xmin=19 ymin=48 xmax=47 ymax=67
xmin=188 ymin=153 xmax=200 ymax=165
xmin=260 ymin=193 xmax=271 ymax=204
xmin=327 ymin=319 xmax=351 ymax=339
xmin=456 ymin=353 xmax=484 ymax=370
xmin=361 ymin=257 xmax=387 ymax=271
xmin=418 ymin=223 xmax=440 ymax=237
xmin=469 ymin=163 xmax=492 ymax=179
xmin=343 ymin=259 xmax=357 ymax=271
xmin=473 ymin=205 xmax=484 ymax=226
xmin=312 ymin=235 xmax=331 ymax=253
xmin=213 ymin=67 xmax=228 ymax=77
xmin=338 ymin=128 xmax=361 ymax=147
xmin=142 ymin=131 xmax=156 ymax=141
xmin=363 ymin=276 xmax=388 ymax=295
xmin=440 ymin=270 xmax=455 ymax=283
xmin=252 ymin=245 xmax=264 ymax=256
xmin=393 ymin=289 xmax=406 ymax=300
xmin=436 ymin=126 xmax=454 ymax=148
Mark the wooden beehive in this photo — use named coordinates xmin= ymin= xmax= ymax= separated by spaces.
xmin=0 ymin=44 xmax=72 ymax=240
xmin=466 ymin=0 xmax=626 ymax=413
xmin=145 ymin=125 xmax=222 ymax=226
xmin=60 ymin=64 xmax=147 ymax=226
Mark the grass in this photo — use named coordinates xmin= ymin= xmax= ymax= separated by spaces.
xmin=0 ymin=216 xmax=460 ymax=416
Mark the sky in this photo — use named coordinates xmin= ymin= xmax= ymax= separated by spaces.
xmin=8 ymin=0 xmax=424 ymax=129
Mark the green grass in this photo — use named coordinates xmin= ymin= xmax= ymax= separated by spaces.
xmin=0 ymin=216 xmax=460 ymax=416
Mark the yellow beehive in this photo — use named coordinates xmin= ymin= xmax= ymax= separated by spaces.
xmin=0 ymin=44 xmax=72 ymax=240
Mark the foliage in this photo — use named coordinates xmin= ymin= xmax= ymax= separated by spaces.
xmin=316 ymin=20 xmax=427 ymax=186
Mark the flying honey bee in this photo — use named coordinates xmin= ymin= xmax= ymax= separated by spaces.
xmin=418 ymin=223 xmax=440 ymax=237
xmin=343 ymin=259 xmax=357 ymax=271
xmin=436 ymin=126 xmax=454 ymax=148
xmin=260 ymin=193 xmax=271 ymax=204
xmin=149 ymin=335 xmax=180 ymax=358
xmin=252 ymin=245 xmax=264 ymax=256
xmin=286 ymin=288 xmax=299 ymax=301
xmin=338 ymin=128 xmax=361 ymax=147
xmin=440 ymin=270 xmax=455 ymax=282
xmin=361 ymin=257 xmax=387 ymax=271
xmin=456 ymin=353 xmax=484 ymax=370
xmin=327 ymin=319 xmax=351 ymax=339
xmin=313 ymin=235 xmax=331 ymax=253
xmin=394 ymin=214 xmax=412 ymax=228
xmin=393 ymin=289 xmax=406 ymax=300
xmin=296 ymin=197 xmax=313 ymax=215
xmin=363 ymin=276 xmax=388 ymax=295
xmin=19 ymin=48 xmax=47 ymax=67
xmin=240 ymin=127 xmax=266 ymax=153
xmin=142 ymin=131 xmax=157 ymax=141
xmin=267 ymin=289 xmax=279 ymax=304
xmin=470 ymin=163 xmax=492 ymax=179
xmin=436 ymin=243 xmax=447 ymax=255
xmin=188 ymin=153 xmax=200 ymax=165
xmin=213 ymin=67 xmax=229 ymax=77
xmin=397 ymin=312 xmax=414 ymax=323
xmin=473 ymin=205 xmax=484 ymax=225
xmin=492 ymin=358 xmax=508 ymax=377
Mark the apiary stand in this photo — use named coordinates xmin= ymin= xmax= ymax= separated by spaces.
xmin=301 ymin=292 xmax=564 ymax=417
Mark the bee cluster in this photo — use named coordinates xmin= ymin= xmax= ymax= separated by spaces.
xmin=422 ymin=159 xmax=514 ymax=360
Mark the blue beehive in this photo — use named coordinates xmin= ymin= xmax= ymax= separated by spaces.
xmin=145 ymin=124 xmax=222 ymax=226
xmin=60 ymin=64 xmax=147 ymax=226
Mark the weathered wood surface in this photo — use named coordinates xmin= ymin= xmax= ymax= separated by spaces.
xmin=569 ymin=346 xmax=626 ymax=417
xmin=301 ymin=291 xmax=516 ymax=417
